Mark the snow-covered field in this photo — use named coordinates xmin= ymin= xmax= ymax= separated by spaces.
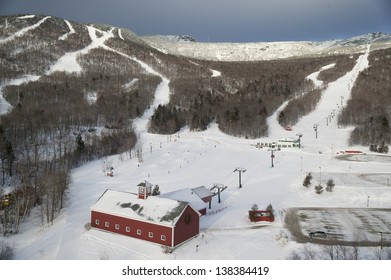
xmin=2 ymin=18 xmax=391 ymax=266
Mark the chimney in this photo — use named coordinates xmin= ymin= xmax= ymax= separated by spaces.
xmin=137 ymin=180 xmax=152 ymax=199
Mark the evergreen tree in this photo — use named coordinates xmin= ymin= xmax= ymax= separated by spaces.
xmin=0 ymin=128 xmax=15 ymax=185
xmin=266 ymin=203 xmax=275 ymax=217
xmin=303 ymin=173 xmax=312 ymax=188
xmin=315 ymin=184 xmax=324 ymax=194
xmin=251 ymin=203 xmax=259 ymax=211
xmin=76 ymin=134 xmax=85 ymax=152
xmin=326 ymin=178 xmax=335 ymax=192
xmin=152 ymin=185 xmax=161 ymax=196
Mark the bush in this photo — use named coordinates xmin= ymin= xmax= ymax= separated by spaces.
xmin=370 ymin=142 xmax=389 ymax=154
xmin=266 ymin=203 xmax=275 ymax=217
xmin=84 ymin=222 xmax=91 ymax=231
xmin=315 ymin=184 xmax=324 ymax=194
xmin=303 ymin=173 xmax=312 ymax=188
xmin=326 ymin=178 xmax=335 ymax=192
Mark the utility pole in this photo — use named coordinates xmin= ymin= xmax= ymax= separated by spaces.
xmin=313 ymin=124 xmax=319 ymax=139
xmin=319 ymin=166 xmax=322 ymax=185
xmin=268 ymin=147 xmax=277 ymax=167
xmin=296 ymin=133 xmax=303 ymax=148
xmin=234 ymin=168 xmax=246 ymax=188
xmin=210 ymin=183 xmax=226 ymax=204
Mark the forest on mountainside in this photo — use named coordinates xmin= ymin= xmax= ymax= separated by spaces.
xmin=163 ymin=55 xmax=359 ymax=138
xmin=278 ymin=54 xmax=360 ymax=128
xmin=339 ymin=47 xmax=391 ymax=148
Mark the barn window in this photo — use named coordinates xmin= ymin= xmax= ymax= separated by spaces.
xmin=161 ymin=235 xmax=166 ymax=241
xmin=105 ymin=222 xmax=109 ymax=228
xmin=95 ymin=219 xmax=100 ymax=225
xmin=148 ymin=232 xmax=153 ymax=238
xmin=126 ymin=227 xmax=130 ymax=232
xmin=137 ymin=229 xmax=142 ymax=235
xmin=115 ymin=224 xmax=120 ymax=230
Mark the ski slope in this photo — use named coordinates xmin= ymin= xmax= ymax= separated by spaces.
xmin=269 ymin=45 xmax=371 ymax=154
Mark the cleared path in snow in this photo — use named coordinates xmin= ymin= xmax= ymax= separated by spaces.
xmin=266 ymin=45 xmax=371 ymax=153
xmin=0 ymin=16 xmax=51 ymax=44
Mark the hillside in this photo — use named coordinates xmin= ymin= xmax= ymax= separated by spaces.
xmin=142 ymin=32 xmax=391 ymax=61
xmin=0 ymin=14 xmax=391 ymax=260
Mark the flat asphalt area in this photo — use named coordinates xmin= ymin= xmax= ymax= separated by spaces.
xmin=284 ymin=207 xmax=391 ymax=247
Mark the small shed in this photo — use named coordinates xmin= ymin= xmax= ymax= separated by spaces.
xmin=248 ymin=210 xmax=274 ymax=223
xmin=90 ymin=189 xmax=201 ymax=248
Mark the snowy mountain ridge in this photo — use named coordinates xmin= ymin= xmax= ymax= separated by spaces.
xmin=332 ymin=32 xmax=391 ymax=46
xmin=162 ymin=35 xmax=197 ymax=42
xmin=142 ymin=32 xmax=391 ymax=61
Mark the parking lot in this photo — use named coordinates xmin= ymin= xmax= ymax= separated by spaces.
xmin=284 ymin=207 xmax=391 ymax=247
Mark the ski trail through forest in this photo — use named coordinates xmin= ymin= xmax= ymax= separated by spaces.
xmin=266 ymin=45 xmax=371 ymax=152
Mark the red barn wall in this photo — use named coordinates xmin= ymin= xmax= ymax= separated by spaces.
xmin=173 ymin=206 xmax=200 ymax=247
xmin=91 ymin=211 xmax=173 ymax=247
xmin=198 ymin=207 xmax=207 ymax=216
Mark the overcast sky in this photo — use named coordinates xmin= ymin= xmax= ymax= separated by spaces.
xmin=1 ymin=0 xmax=390 ymax=42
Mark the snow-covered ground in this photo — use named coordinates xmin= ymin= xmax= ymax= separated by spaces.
xmin=2 ymin=19 xmax=391 ymax=270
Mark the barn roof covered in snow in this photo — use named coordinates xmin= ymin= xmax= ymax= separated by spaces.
xmin=191 ymin=186 xmax=213 ymax=200
xmin=90 ymin=189 xmax=189 ymax=226
xmin=159 ymin=188 xmax=206 ymax=211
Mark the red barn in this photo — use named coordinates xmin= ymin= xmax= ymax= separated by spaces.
xmin=90 ymin=188 xmax=201 ymax=248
